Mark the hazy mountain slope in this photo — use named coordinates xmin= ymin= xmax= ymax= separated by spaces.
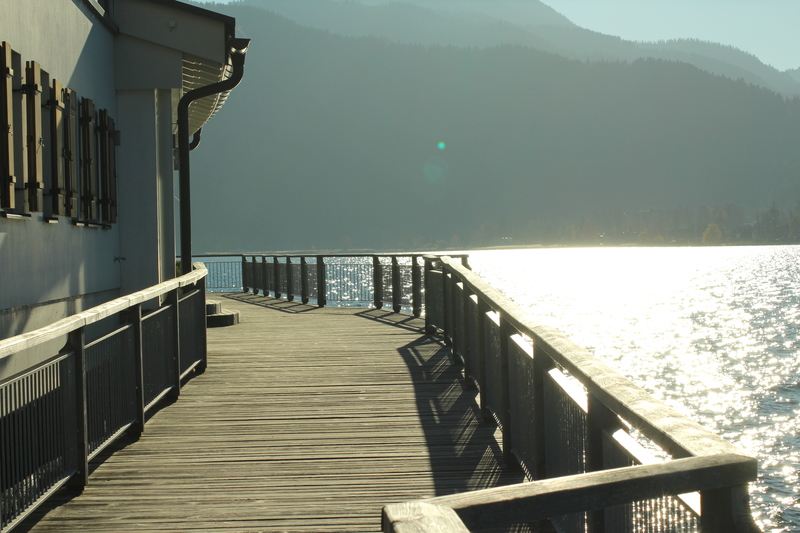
xmin=228 ymin=0 xmax=560 ymax=51
xmin=218 ymin=0 xmax=800 ymax=98
xmin=189 ymin=6 xmax=800 ymax=252
xmin=349 ymin=0 xmax=575 ymax=28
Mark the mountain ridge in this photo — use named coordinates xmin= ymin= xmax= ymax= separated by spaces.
xmin=188 ymin=5 xmax=800 ymax=252
xmin=213 ymin=0 xmax=800 ymax=97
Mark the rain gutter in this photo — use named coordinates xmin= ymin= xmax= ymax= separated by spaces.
xmin=177 ymin=37 xmax=250 ymax=272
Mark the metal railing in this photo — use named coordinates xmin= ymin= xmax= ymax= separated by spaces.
xmin=0 ymin=264 xmax=208 ymax=532
xmin=384 ymin=256 xmax=760 ymax=533
xmin=232 ymin=254 xmax=469 ymax=314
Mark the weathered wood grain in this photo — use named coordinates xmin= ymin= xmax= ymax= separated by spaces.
xmin=19 ymin=293 xmax=523 ymax=532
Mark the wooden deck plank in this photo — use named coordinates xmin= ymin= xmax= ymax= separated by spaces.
xmin=20 ymin=293 xmax=523 ymax=532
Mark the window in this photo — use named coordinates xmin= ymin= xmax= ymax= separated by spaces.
xmin=0 ymin=43 xmax=117 ymax=224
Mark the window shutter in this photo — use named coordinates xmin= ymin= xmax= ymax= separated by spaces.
xmin=49 ymin=79 xmax=66 ymax=216
xmin=64 ymin=88 xmax=78 ymax=217
xmin=11 ymin=48 xmax=27 ymax=213
xmin=107 ymin=117 xmax=116 ymax=223
xmin=80 ymin=97 xmax=96 ymax=221
xmin=24 ymin=61 xmax=43 ymax=212
xmin=98 ymin=109 xmax=117 ymax=223
xmin=0 ymin=42 xmax=14 ymax=210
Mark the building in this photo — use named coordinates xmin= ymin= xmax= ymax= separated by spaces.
xmin=0 ymin=0 xmax=248 ymax=343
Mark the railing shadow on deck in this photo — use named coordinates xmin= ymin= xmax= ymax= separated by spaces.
xmin=392 ymin=333 xmax=526 ymax=498
xmin=219 ymin=292 xmax=318 ymax=314
xmin=219 ymin=290 xmax=524 ymax=500
xmin=382 ymin=255 xmax=761 ymax=533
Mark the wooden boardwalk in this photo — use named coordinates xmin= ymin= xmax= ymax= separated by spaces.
xmin=20 ymin=294 xmax=523 ymax=533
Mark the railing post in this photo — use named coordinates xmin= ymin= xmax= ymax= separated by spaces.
xmin=461 ymin=285 xmax=476 ymax=389
xmin=451 ymin=279 xmax=463 ymax=363
xmin=701 ymin=485 xmax=761 ymax=533
xmin=586 ymin=394 xmax=619 ymax=532
xmin=442 ymin=267 xmax=452 ymax=347
xmin=169 ymin=288 xmax=181 ymax=400
xmin=197 ymin=274 xmax=208 ymax=373
xmin=273 ymin=256 xmax=281 ymax=300
xmin=129 ymin=304 xmax=145 ymax=437
xmin=392 ymin=256 xmax=402 ymax=313
xmin=67 ymin=327 xmax=89 ymax=490
xmin=498 ymin=315 xmax=516 ymax=469
xmin=261 ymin=255 xmax=269 ymax=296
xmin=373 ymin=255 xmax=383 ymax=309
xmin=317 ymin=255 xmax=326 ymax=307
xmin=424 ymin=257 xmax=436 ymax=334
xmin=301 ymin=256 xmax=309 ymax=304
xmin=286 ymin=257 xmax=294 ymax=302
xmin=241 ymin=255 xmax=248 ymax=293
xmin=476 ymin=297 xmax=490 ymax=420
xmin=412 ymin=255 xmax=422 ymax=318
xmin=531 ymin=339 xmax=553 ymax=480
xmin=251 ymin=255 xmax=258 ymax=293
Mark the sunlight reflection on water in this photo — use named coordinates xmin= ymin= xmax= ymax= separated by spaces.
xmin=466 ymin=245 xmax=800 ymax=532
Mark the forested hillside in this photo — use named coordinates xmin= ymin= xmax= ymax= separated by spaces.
xmin=191 ymin=4 xmax=800 ymax=251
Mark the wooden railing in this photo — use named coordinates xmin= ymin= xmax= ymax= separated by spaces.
xmin=238 ymin=254 xmax=469 ymax=314
xmin=383 ymin=256 xmax=760 ymax=533
xmin=0 ymin=264 xmax=208 ymax=532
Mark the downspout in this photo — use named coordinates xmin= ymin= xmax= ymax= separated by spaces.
xmin=178 ymin=37 xmax=250 ymax=272
xmin=189 ymin=128 xmax=202 ymax=150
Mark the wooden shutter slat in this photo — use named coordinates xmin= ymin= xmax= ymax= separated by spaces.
xmin=0 ymin=42 xmax=14 ymax=210
xmin=98 ymin=109 xmax=110 ymax=223
xmin=25 ymin=61 xmax=43 ymax=212
xmin=108 ymin=117 xmax=117 ymax=223
xmin=64 ymin=88 xmax=78 ymax=217
xmin=49 ymin=79 xmax=65 ymax=216
xmin=11 ymin=48 xmax=27 ymax=213
xmin=80 ymin=97 xmax=96 ymax=221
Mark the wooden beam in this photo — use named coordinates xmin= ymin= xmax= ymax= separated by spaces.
xmin=383 ymin=502 xmax=470 ymax=533
xmin=425 ymin=453 xmax=756 ymax=530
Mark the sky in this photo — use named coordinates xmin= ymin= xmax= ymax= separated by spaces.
xmin=542 ymin=0 xmax=800 ymax=71
xmin=197 ymin=0 xmax=800 ymax=71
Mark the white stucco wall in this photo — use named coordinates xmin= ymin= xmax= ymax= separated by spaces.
xmin=1 ymin=0 xmax=232 ymax=342
xmin=0 ymin=0 xmax=117 ymax=112
xmin=0 ymin=0 xmax=121 ymax=338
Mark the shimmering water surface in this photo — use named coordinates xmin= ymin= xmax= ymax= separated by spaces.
xmin=466 ymin=245 xmax=800 ymax=533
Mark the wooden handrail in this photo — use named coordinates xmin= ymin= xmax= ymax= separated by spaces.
xmin=384 ymin=454 xmax=757 ymax=533
xmin=0 ymin=262 xmax=207 ymax=359
xmin=435 ymin=256 xmax=741 ymax=459
xmin=416 ymin=255 xmax=761 ymax=532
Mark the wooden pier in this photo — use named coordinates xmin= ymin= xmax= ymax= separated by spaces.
xmin=18 ymin=294 xmax=523 ymax=533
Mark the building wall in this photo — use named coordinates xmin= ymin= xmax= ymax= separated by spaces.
xmin=0 ymin=0 xmax=117 ymax=112
xmin=1 ymin=0 xmax=233 ymax=344
xmin=0 ymin=0 xmax=121 ymax=339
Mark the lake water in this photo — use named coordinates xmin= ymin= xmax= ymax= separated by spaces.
xmin=465 ymin=245 xmax=799 ymax=533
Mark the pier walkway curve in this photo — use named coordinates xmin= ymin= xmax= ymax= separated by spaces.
xmin=19 ymin=293 xmax=524 ymax=533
